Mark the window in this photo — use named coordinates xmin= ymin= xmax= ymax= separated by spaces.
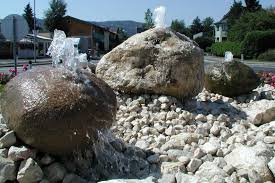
xmin=222 ymin=24 xmax=228 ymax=31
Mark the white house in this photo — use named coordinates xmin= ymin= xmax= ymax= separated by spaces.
xmin=214 ymin=18 xmax=228 ymax=42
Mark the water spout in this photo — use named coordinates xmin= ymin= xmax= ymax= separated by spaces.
xmin=47 ymin=30 xmax=88 ymax=72
xmin=154 ymin=6 xmax=166 ymax=28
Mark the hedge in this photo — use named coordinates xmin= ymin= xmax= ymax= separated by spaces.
xmin=210 ymin=41 xmax=241 ymax=58
xmin=258 ymin=49 xmax=275 ymax=61
xmin=241 ymin=30 xmax=275 ymax=59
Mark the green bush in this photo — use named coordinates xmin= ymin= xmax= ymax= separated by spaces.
xmin=241 ymin=30 xmax=275 ymax=59
xmin=210 ymin=41 xmax=241 ymax=58
xmin=258 ymin=49 xmax=275 ymax=61
xmin=194 ymin=37 xmax=214 ymax=51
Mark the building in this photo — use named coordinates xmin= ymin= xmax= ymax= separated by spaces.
xmin=65 ymin=16 xmax=118 ymax=54
xmin=214 ymin=18 xmax=228 ymax=42
xmin=18 ymin=33 xmax=52 ymax=58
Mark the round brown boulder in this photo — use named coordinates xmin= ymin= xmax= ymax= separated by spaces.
xmin=205 ymin=61 xmax=260 ymax=97
xmin=0 ymin=66 xmax=117 ymax=154
xmin=96 ymin=28 xmax=204 ymax=99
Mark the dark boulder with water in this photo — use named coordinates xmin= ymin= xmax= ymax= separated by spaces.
xmin=96 ymin=28 xmax=204 ymax=99
xmin=0 ymin=66 xmax=117 ymax=155
xmin=205 ymin=61 xmax=260 ymax=97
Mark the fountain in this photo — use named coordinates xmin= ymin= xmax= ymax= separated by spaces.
xmin=154 ymin=6 xmax=166 ymax=28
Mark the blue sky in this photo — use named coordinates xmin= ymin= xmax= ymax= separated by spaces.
xmin=0 ymin=0 xmax=274 ymax=25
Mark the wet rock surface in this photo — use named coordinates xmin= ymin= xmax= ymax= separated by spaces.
xmin=96 ymin=28 xmax=204 ymax=99
xmin=0 ymin=66 xmax=117 ymax=154
xmin=205 ymin=61 xmax=260 ymax=97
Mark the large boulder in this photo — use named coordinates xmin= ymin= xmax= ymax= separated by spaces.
xmin=205 ymin=61 xmax=260 ymax=97
xmin=0 ymin=66 xmax=117 ymax=154
xmin=96 ymin=28 xmax=204 ymax=99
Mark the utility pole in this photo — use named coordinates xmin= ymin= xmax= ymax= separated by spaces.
xmin=33 ymin=0 xmax=37 ymax=63
xmin=12 ymin=16 xmax=17 ymax=75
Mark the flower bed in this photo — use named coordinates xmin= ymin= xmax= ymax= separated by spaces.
xmin=257 ymin=71 xmax=275 ymax=87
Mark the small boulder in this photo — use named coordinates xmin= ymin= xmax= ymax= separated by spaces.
xmin=205 ymin=61 xmax=260 ymax=97
xmin=8 ymin=146 xmax=36 ymax=161
xmin=0 ymin=131 xmax=16 ymax=148
xmin=0 ymin=156 xmax=17 ymax=183
xmin=17 ymin=158 xmax=43 ymax=183
xmin=44 ymin=162 xmax=67 ymax=183
xmin=224 ymin=144 xmax=273 ymax=182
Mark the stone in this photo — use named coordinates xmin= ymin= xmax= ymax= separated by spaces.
xmin=243 ymin=100 xmax=275 ymax=125
xmin=224 ymin=144 xmax=273 ymax=181
xmin=205 ymin=61 xmax=260 ymax=97
xmin=0 ymin=66 xmax=117 ymax=154
xmin=175 ymin=173 xmax=200 ymax=183
xmin=268 ymin=157 xmax=275 ymax=177
xmin=201 ymin=141 xmax=220 ymax=155
xmin=147 ymin=154 xmax=160 ymax=164
xmin=44 ymin=162 xmax=67 ymax=183
xmin=158 ymin=96 xmax=170 ymax=103
xmin=193 ymin=148 xmax=205 ymax=159
xmin=248 ymin=170 xmax=263 ymax=183
xmin=223 ymin=165 xmax=235 ymax=175
xmin=195 ymin=162 xmax=229 ymax=183
xmin=8 ymin=146 xmax=36 ymax=161
xmin=161 ymin=162 xmax=186 ymax=174
xmin=0 ymin=131 xmax=16 ymax=148
xmin=135 ymin=140 xmax=150 ymax=149
xmin=186 ymin=158 xmax=202 ymax=173
xmin=158 ymin=174 xmax=176 ymax=183
xmin=0 ymin=156 xmax=17 ymax=183
xmin=17 ymin=158 xmax=43 ymax=183
xmin=0 ymin=148 xmax=8 ymax=158
xmin=210 ymin=125 xmax=220 ymax=136
xmin=195 ymin=114 xmax=207 ymax=122
xmin=98 ymin=176 xmax=156 ymax=183
xmin=264 ymin=136 xmax=275 ymax=144
xmin=62 ymin=174 xmax=87 ymax=183
xmin=178 ymin=156 xmax=191 ymax=165
xmin=40 ymin=154 xmax=55 ymax=165
xmin=96 ymin=28 xmax=204 ymax=99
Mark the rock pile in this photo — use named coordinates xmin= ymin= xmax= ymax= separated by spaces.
xmin=1 ymin=84 xmax=274 ymax=182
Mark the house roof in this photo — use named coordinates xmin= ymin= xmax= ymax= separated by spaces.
xmin=214 ymin=12 xmax=229 ymax=25
xmin=65 ymin=16 xmax=117 ymax=35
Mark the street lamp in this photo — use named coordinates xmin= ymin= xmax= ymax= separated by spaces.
xmin=33 ymin=0 xmax=37 ymax=63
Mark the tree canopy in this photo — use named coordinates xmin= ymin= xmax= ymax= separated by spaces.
xmin=190 ymin=16 xmax=203 ymax=35
xmin=44 ymin=0 xmax=67 ymax=32
xmin=244 ymin=0 xmax=262 ymax=12
xmin=228 ymin=10 xmax=275 ymax=42
xmin=202 ymin=17 xmax=214 ymax=36
xmin=226 ymin=1 xmax=244 ymax=28
xmin=143 ymin=9 xmax=154 ymax=30
xmin=23 ymin=3 xmax=34 ymax=32
xmin=170 ymin=19 xmax=192 ymax=38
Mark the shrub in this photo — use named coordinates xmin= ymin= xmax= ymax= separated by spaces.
xmin=241 ymin=30 xmax=275 ymax=59
xmin=258 ymin=49 xmax=275 ymax=61
xmin=194 ymin=37 xmax=214 ymax=51
xmin=210 ymin=41 xmax=241 ymax=58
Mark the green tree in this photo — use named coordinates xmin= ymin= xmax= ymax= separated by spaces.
xmin=228 ymin=10 xmax=275 ymax=42
xmin=171 ymin=19 xmax=185 ymax=33
xmin=117 ymin=27 xmax=128 ymax=43
xmin=245 ymin=0 xmax=262 ymax=12
xmin=226 ymin=1 xmax=244 ymax=28
xmin=23 ymin=3 xmax=34 ymax=32
xmin=170 ymin=19 xmax=192 ymax=38
xmin=202 ymin=17 xmax=214 ymax=36
xmin=44 ymin=0 xmax=67 ymax=32
xmin=143 ymin=9 xmax=154 ymax=30
xmin=190 ymin=16 xmax=203 ymax=35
